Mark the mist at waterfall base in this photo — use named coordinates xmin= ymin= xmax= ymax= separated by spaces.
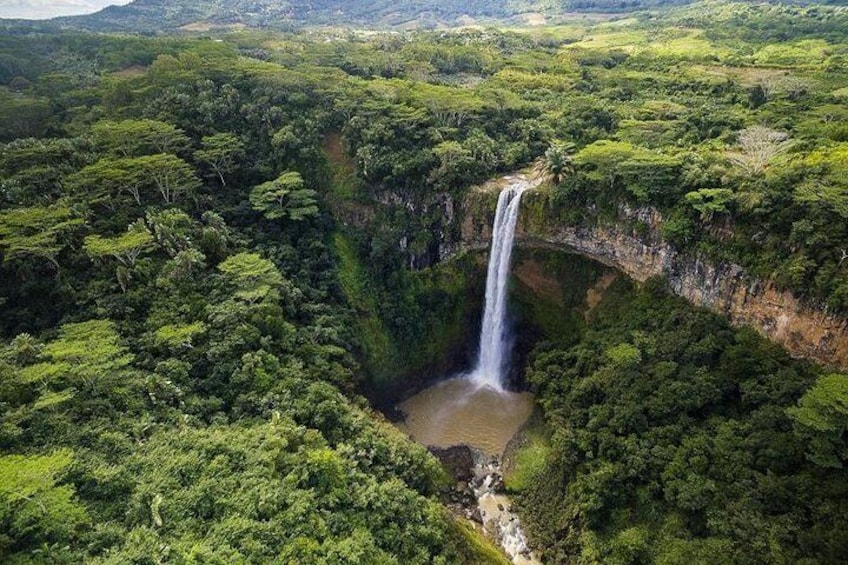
xmin=398 ymin=181 xmax=534 ymax=456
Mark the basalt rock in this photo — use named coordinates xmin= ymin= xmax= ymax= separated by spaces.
xmin=429 ymin=445 xmax=476 ymax=483
xmin=455 ymin=174 xmax=848 ymax=371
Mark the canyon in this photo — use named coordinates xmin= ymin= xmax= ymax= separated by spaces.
xmin=446 ymin=174 xmax=848 ymax=371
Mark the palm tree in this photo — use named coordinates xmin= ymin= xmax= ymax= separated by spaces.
xmin=533 ymin=140 xmax=576 ymax=185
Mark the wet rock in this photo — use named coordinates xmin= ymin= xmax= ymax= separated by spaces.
xmin=429 ymin=445 xmax=475 ymax=482
xmin=456 ymin=189 xmax=848 ymax=371
xmin=490 ymin=474 xmax=505 ymax=493
xmin=382 ymin=406 xmax=406 ymax=423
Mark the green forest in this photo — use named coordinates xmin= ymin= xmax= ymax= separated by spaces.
xmin=1 ymin=0 xmax=847 ymax=563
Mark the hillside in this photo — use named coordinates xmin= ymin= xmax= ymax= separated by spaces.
xmin=54 ymin=0 xmax=700 ymax=32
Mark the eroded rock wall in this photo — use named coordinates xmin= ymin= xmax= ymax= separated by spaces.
xmin=456 ymin=176 xmax=848 ymax=370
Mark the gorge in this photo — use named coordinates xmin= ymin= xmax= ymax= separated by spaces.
xmin=2 ymin=4 xmax=847 ymax=562
xmin=398 ymin=181 xmax=540 ymax=564
xmin=450 ymin=174 xmax=848 ymax=372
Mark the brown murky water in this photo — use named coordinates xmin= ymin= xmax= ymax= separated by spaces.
xmin=396 ymin=377 xmax=535 ymax=456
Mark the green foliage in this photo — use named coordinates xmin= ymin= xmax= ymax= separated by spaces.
xmin=1 ymin=7 xmax=847 ymax=563
xmin=84 ymin=219 xmax=155 ymax=267
xmin=504 ymin=422 xmax=551 ymax=494
xmin=217 ymin=252 xmax=284 ymax=304
xmin=135 ymin=153 xmax=202 ymax=205
xmin=0 ymin=202 xmax=82 ymax=271
xmin=68 ymin=153 xmax=200 ymax=206
xmin=18 ymin=320 xmax=133 ymax=389
xmin=249 ymin=171 xmax=319 ymax=221
xmin=0 ymin=450 xmax=88 ymax=554
xmin=332 ymin=232 xmax=394 ymax=378
xmin=516 ymin=281 xmax=844 ymax=564
xmin=152 ymin=321 xmax=206 ymax=350
xmin=605 ymin=342 xmax=642 ymax=369
xmin=795 ymin=143 xmax=848 ymax=218
xmin=788 ymin=373 xmax=848 ymax=469
xmin=91 ymin=119 xmax=191 ymax=158
xmin=571 ymin=140 xmax=683 ymax=204
xmin=533 ymin=140 xmax=576 ymax=185
xmin=0 ymin=137 xmax=92 ymax=206
xmin=683 ymin=188 xmax=734 ymax=222
xmin=0 ymin=89 xmax=51 ymax=141
xmin=195 ymin=132 xmax=244 ymax=186
xmin=66 ymin=420 xmax=461 ymax=564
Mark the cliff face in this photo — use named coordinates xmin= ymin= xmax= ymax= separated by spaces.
xmin=456 ymin=175 xmax=848 ymax=371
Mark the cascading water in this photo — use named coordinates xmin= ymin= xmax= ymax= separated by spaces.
xmin=470 ymin=180 xmax=531 ymax=390
xmin=397 ymin=177 xmax=540 ymax=565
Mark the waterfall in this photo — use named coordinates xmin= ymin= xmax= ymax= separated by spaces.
xmin=470 ymin=181 xmax=530 ymax=390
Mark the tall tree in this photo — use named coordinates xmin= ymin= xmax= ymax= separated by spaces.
xmin=726 ymin=126 xmax=792 ymax=175
xmin=218 ymin=252 xmax=283 ymax=304
xmin=0 ymin=202 xmax=82 ymax=273
xmin=533 ymin=140 xmax=576 ymax=185
xmin=195 ymin=132 xmax=244 ymax=187
xmin=91 ymin=119 xmax=191 ymax=158
xmin=18 ymin=320 xmax=134 ymax=393
xmin=138 ymin=154 xmax=202 ymax=205
xmin=0 ymin=450 xmax=88 ymax=552
xmin=83 ymin=219 xmax=155 ymax=268
xmin=789 ymin=373 xmax=848 ymax=468
xmin=795 ymin=143 xmax=848 ymax=218
xmin=249 ymin=171 xmax=319 ymax=222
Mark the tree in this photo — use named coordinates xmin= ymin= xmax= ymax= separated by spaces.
xmin=0 ymin=137 xmax=91 ymax=206
xmin=0 ymin=201 xmax=82 ymax=273
xmin=574 ymin=140 xmax=681 ymax=203
xmin=84 ymin=219 xmax=155 ymax=268
xmin=195 ymin=132 xmax=244 ymax=187
xmin=146 ymin=208 xmax=196 ymax=257
xmin=0 ymin=91 xmax=51 ymax=141
xmin=157 ymin=248 xmax=207 ymax=287
xmin=788 ymin=373 xmax=848 ymax=468
xmin=153 ymin=321 xmax=206 ymax=350
xmin=218 ymin=252 xmax=284 ymax=303
xmin=91 ymin=119 xmax=191 ymax=157
xmin=18 ymin=320 xmax=134 ymax=392
xmin=726 ymin=126 xmax=792 ymax=176
xmin=249 ymin=171 xmax=318 ymax=221
xmin=69 ymin=154 xmax=201 ymax=207
xmin=67 ymin=157 xmax=147 ymax=207
xmin=684 ymin=188 xmax=735 ymax=223
xmin=574 ymin=140 xmax=642 ymax=186
xmin=84 ymin=219 xmax=155 ymax=292
xmin=136 ymin=154 xmax=202 ymax=204
xmin=794 ymin=143 xmax=848 ymax=218
xmin=0 ymin=450 xmax=88 ymax=552
xmin=430 ymin=141 xmax=475 ymax=188
xmin=533 ymin=140 xmax=576 ymax=185
xmin=605 ymin=343 xmax=642 ymax=369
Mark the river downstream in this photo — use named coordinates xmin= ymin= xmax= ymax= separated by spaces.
xmin=396 ymin=377 xmax=542 ymax=564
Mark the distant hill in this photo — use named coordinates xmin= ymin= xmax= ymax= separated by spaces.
xmin=52 ymin=0 xmax=700 ymax=32
xmin=7 ymin=0 xmax=834 ymax=33
xmin=0 ymin=1 xmax=130 ymax=20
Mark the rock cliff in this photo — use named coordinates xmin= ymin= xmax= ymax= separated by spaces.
xmin=456 ymin=174 xmax=848 ymax=371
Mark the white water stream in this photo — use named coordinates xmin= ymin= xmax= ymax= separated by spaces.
xmin=470 ymin=180 xmax=532 ymax=390
xmin=466 ymin=179 xmax=541 ymax=564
